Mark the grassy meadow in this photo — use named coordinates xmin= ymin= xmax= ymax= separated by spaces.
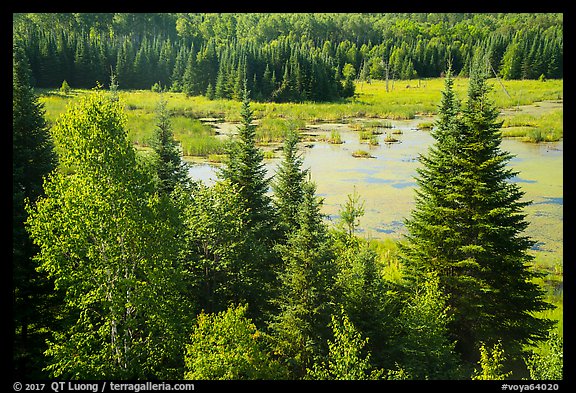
xmin=38 ymin=77 xmax=563 ymax=159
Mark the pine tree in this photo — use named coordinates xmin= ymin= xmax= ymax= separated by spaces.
xmin=217 ymin=85 xmax=278 ymax=322
xmin=399 ymin=60 xmax=555 ymax=366
xmin=149 ymin=97 xmax=190 ymax=194
xmin=270 ymin=181 xmax=336 ymax=378
xmin=271 ymin=129 xmax=309 ymax=238
xmin=13 ymin=41 xmax=58 ymax=379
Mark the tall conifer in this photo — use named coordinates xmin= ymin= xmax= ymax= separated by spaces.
xmin=399 ymin=60 xmax=554 ymax=368
xmin=217 ymin=85 xmax=278 ymax=322
xmin=272 ymin=130 xmax=308 ymax=238
xmin=13 ymin=41 xmax=58 ymax=379
xmin=270 ymin=181 xmax=336 ymax=378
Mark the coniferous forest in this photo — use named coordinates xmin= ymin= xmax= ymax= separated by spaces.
xmin=12 ymin=13 xmax=564 ymax=386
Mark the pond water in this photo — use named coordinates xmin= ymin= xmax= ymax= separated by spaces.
xmin=187 ymin=115 xmax=563 ymax=261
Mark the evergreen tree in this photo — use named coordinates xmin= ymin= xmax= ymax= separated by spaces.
xmin=12 ymin=41 xmax=58 ymax=379
xmin=217 ymin=85 xmax=278 ymax=323
xmin=331 ymin=190 xmax=400 ymax=371
xmin=149 ymin=97 xmax=190 ymax=194
xmin=271 ymin=129 xmax=309 ymax=238
xmin=270 ymin=181 xmax=336 ymax=378
xmin=399 ymin=61 xmax=555 ymax=367
xmin=218 ymin=85 xmax=276 ymax=235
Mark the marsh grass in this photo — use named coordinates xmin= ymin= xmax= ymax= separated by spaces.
xmin=500 ymin=109 xmax=563 ymax=142
xmin=327 ymin=130 xmax=343 ymax=144
xmin=351 ymin=150 xmax=373 ymax=158
xmin=255 ymin=116 xmax=305 ymax=143
xmin=38 ymin=78 xmax=563 ymax=155
xmin=416 ymin=121 xmax=434 ymax=130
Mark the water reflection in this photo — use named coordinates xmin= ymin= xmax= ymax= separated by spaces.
xmin=187 ymin=117 xmax=562 ymax=258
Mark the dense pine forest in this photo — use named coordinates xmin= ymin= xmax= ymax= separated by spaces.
xmin=14 ymin=13 xmax=563 ymax=101
xmin=13 ymin=13 xmax=563 ymax=385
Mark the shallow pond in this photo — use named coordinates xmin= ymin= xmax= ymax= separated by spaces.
xmin=187 ymin=114 xmax=563 ymax=262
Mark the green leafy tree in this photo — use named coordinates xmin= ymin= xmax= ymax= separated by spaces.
xmin=524 ymin=331 xmax=563 ymax=380
xmin=472 ymin=341 xmax=512 ymax=380
xmin=182 ymin=180 xmax=252 ymax=314
xmin=399 ymin=61 xmax=555 ymax=365
xmin=396 ymin=273 xmax=463 ymax=379
xmin=307 ymin=308 xmax=384 ymax=380
xmin=149 ymin=97 xmax=190 ymax=194
xmin=338 ymin=186 xmax=365 ymax=238
xmin=26 ymin=90 xmax=193 ymax=379
xmin=341 ymin=63 xmax=356 ymax=97
xmin=13 ymin=41 xmax=58 ymax=379
xmin=184 ymin=304 xmax=287 ymax=380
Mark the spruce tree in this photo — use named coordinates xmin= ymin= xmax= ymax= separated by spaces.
xmin=399 ymin=61 xmax=554 ymax=368
xmin=149 ymin=97 xmax=190 ymax=194
xmin=271 ymin=129 xmax=309 ymax=238
xmin=217 ymin=85 xmax=278 ymax=322
xmin=219 ymin=85 xmax=276 ymax=236
xmin=12 ymin=41 xmax=58 ymax=379
xmin=270 ymin=181 xmax=336 ymax=378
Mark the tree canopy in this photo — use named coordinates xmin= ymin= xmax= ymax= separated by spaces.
xmin=13 ymin=13 xmax=562 ymax=102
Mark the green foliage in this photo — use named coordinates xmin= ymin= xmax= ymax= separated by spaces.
xmin=332 ymin=241 xmax=399 ymax=371
xmin=327 ymin=130 xmax=343 ymax=144
xmin=14 ymin=15 xmax=564 ymax=380
xmin=338 ymin=186 xmax=365 ymax=237
xmin=151 ymin=81 xmax=163 ymax=92
xmin=59 ymin=80 xmax=70 ymax=95
xmin=25 ymin=90 xmax=193 ymax=379
xmin=15 ymin=13 xmax=562 ymax=103
xmin=184 ymin=304 xmax=286 ymax=380
xmin=216 ymin=87 xmax=279 ymax=321
xmin=181 ymin=180 xmax=252 ymax=314
xmin=270 ymin=181 xmax=336 ymax=378
xmin=219 ymin=87 xmax=275 ymax=233
xmin=396 ymin=273 xmax=463 ymax=379
xmin=307 ymin=308 xmax=384 ymax=380
xmin=13 ymin=40 xmax=58 ymax=379
xmin=472 ymin=341 xmax=512 ymax=380
xmin=400 ymin=62 xmax=555 ymax=365
xmin=524 ymin=332 xmax=563 ymax=380
xmin=149 ymin=97 xmax=190 ymax=194
xmin=272 ymin=129 xmax=309 ymax=237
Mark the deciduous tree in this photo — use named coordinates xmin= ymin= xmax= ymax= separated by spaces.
xmin=26 ymin=90 xmax=193 ymax=379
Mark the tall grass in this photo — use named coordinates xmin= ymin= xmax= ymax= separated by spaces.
xmin=500 ymin=109 xmax=563 ymax=142
xmin=255 ymin=116 xmax=305 ymax=144
xmin=38 ymin=77 xmax=563 ymax=154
